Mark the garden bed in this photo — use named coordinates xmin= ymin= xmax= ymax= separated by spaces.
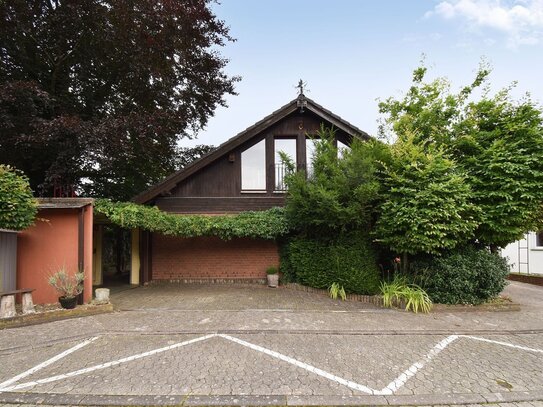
xmin=283 ymin=283 xmax=520 ymax=312
xmin=0 ymin=302 xmax=114 ymax=330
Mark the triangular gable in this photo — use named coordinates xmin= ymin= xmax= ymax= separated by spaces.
xmin=133 ymin=96 xmax=370 ymax=204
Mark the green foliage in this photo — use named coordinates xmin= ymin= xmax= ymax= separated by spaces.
xmin=282 ymin=126 xmax=389 ymax=237
xmin=380 ymin=277 xmax=432 ymax=313
xmin=375 ymin=135 xmax=479 ymax=255
xmin=411 ymin=246 xmax=510 ymax=305
xmin=266 ymin=266 xmax=278 ymax=275
xmin=457 ymin=93 xmax=543 ymax=247
xmin=379 ymin=62 xmax=543 ymax=249
xmin=281 ymin=233 xmax=381 ymax=295
xmin=47 ymin=266 xmax=85 ymax=299
xmin=94 ymin=199 xmax=289 ymax=240
xmin=328 ymin=282 xmax=347 ymax=301
xmin=0 ymin=164 xmax=37 ymax=230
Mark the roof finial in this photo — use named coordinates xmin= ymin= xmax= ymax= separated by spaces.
xmin=296 ymin=79 xmax=308 ymax=112
xmin=296 ymin=79 xmax=307 ymax=96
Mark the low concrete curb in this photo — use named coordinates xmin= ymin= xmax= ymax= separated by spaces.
xmin=0 ymin=303 xmax=114 ymax=330
xmin=1 ymin=390 xmax=543 ymax=406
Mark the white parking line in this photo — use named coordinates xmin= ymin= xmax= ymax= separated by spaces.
xmin=1 ymin=333 xmax=541 ymax=395
xmin=460 ymin=335 xmax=543 ymax=353
xmin=0 ymin=337 xmax=98 ymax=390
xmin=218 ymin=333 xmax=379 ymax=395
xmin=0 ymin=334 xmax=216 ymax=392
xmin=381 ymin=334 xmax=459 ymax=394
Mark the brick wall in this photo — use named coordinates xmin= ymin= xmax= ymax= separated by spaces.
xmin=152 ymin=234 xmax=279 ymax=280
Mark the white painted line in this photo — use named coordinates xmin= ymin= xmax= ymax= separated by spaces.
xmin=0 ymin=337 xmax=99 ymax=391
xmin=0 ymin=334 xmax=216 ymax=392
xmin=218 ymin=333 xmax=378 ymax=395
xmin=380 ymin=334 xmax=459 ymax=395
xmin=461 ymin=335 xmax=543 ymax=353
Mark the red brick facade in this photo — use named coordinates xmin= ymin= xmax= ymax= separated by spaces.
xmin=152 ymin=234 xmax=279 ymax=281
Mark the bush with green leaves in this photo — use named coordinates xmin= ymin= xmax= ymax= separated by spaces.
xmin=95 ymin=199 xmax=289 ymax=240
xmin=375 ymin=134 xmax=479 ymax=256
xmin=0 ymin=165 xmax=37 ymax=230
xmin=281 ymin=126 xmax=389 ymax=237
xmin=411 ymin=246 xmax=510 ymax=305
xmin=379 ymin=62 xmax=543 ymax=250
xmin=281 ymin=233 xmax=380 ymax=295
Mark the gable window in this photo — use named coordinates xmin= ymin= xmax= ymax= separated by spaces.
xmin=241 ymin=139 xmax=266 ymax=191
xmin=306 ymin=138 xmax=318 ymax=177
xmin=275 ymin=138 xmax=296 ymax=191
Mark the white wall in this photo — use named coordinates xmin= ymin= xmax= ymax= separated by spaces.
xmin=502 ymin=232 xmax=543 ymax=275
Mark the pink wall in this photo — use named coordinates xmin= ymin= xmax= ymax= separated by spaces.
xmin=17 ymin=206 xmax=93 ymax=304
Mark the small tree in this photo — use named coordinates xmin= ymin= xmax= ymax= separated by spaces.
xmin=282 ymin=127 xmax=387 ymax=237
xmin=375 ymin=135 xmax=479 ymax=258
xmin=0 ymin=165 xmax=37 ymax=230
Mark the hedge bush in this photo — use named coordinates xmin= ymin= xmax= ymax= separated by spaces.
xmin=281 ymin=233 xmax=380 ymax=295
xmin=0 ymin=165 xmax=37 ymax=230
xmin=411 ymin=246 xmax=510 ymax=304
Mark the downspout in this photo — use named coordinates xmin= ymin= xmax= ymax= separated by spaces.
xmin=77 ymin=206 xmax=85 ymax=305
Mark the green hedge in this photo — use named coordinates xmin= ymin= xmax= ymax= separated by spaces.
xmin=281 ymin=233 xmax=380 ymax=294
xmin=411 ymin=246 xmax=510 ymax=304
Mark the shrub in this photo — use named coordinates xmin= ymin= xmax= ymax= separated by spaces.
xmin=281 ymin=233 xmax=380 ymax=295
xmin=0 ymin=165 xmax=37 ymax=230
xmin=411 ymin=246 xmax=510 ymax=305
xmin=380 ymin=277 xmax=432 ymax=313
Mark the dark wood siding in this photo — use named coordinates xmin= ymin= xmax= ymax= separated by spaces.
xmin=159 ymin=110 xmax=354 ymax=213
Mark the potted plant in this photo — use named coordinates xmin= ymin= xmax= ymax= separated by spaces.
xmin=266 ymin=266 xmax=279 ymax=288
xmin=47 ymin=267 xmax=84 ymax=309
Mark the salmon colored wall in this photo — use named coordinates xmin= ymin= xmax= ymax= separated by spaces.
xmin=17 ymin=206 xmax=93 ymax=304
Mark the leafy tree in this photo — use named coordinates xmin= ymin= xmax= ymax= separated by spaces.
xmin=282 ymin=127 xmax=388 ymax=238
xmin=379 ymin=63 xmax=543 ymax=249
xmin=0 ymin=165 xmax=37 ymax=230
xmin=0 ymin=1 xmax=238 ymax=199
xmin=176 ymin=145 xmax=216 ymax=170
xmin=374 ymin=135 xmax=479 ymax=257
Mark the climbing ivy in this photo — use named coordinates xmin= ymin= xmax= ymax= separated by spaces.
xmin=94 ymin=199 xmax=290 ymax=240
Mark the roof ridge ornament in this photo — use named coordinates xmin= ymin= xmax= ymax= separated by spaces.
xmin=296 ymin=79 xmax=308 ymax=113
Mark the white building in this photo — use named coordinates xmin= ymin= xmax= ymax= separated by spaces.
xmin=502 ymin=232 xmax=543 ymax=275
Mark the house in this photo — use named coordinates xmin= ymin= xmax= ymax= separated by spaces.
xmin=502 ymin=232 xmax=543 ymax=276
xmin=129 ymin=92 xmax=370 ymax=284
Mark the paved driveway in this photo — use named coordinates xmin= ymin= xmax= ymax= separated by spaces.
xmin=0 ymin=281 xmax=542 ymax=406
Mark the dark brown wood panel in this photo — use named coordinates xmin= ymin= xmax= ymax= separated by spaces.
xmin=164 ymin=110 xmax=355 ymax=203
xmin=155 ymin=196 xmax=285 ymax=213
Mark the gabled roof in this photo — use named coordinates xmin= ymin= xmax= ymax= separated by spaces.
xmin=133 ymin=95 xmax=370 ymax=204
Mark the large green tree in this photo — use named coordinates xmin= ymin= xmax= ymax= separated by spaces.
xmin=379 ymin=64 xmax=543 ymax=249
xmin=0 ymin=0 xmax=238 ymax=199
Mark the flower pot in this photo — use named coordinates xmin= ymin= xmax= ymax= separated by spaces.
xmin=267 ymin=274 xmax=279 ymax=288
xmin=59 ymin=296 xmax=77 ymax=309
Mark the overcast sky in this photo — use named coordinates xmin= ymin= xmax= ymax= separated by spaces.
xmin=182 ymin=0 xmax=543 ymax=147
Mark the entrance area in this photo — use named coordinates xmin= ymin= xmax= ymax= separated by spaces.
xmin=92 ymin=223 xmax=140 ymax=294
